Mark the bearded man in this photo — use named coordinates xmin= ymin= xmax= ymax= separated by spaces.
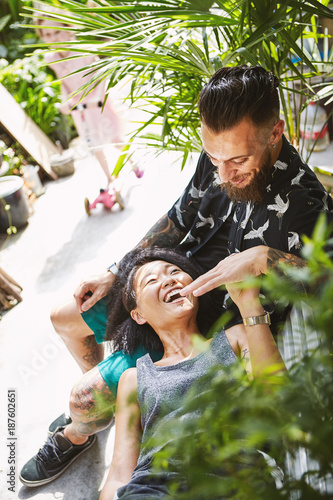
xmin=20 ymin=65 xmax=333 ymax=487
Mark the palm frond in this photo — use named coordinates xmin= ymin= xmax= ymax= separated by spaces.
xmin=23 ymin=0 xmax=333 ymax=170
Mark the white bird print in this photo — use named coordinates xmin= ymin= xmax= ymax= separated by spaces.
xmin=189 ymin=184 xmax=207 ymax=199
xmin=244 ymin=220 xmax=270 ymax=244
xmin=240 ymin=202 xmax=254 ymax=229
xmin=173 ymin=196 xmax=185 ymax=228
xmin=291 ymin=169 xmax=305 ymax=186
xmin=322 ymin=191 xmax=330 ymax=211
xmin=273 ymin=160 xmax=288 ymax=173
xmin=185 ymin=233 xmax=201 ymax=245
xmin=196 ymin=211 xmax=215 ymax=229
xmin=220 ymin=201 xmax=234 ymax=223
xmin=213 ymin=171 xmax=222 ymax=186
xmin=288 ymin=231 xmax=302 ymax=251
xmin=226 ymin=249 xmax=241 ymax=257
xmin=267 ymin=193 xmax=290 ymax=229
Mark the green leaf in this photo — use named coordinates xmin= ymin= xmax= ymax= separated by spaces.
xmin=0 ymin=14 xmax=11 ymax=32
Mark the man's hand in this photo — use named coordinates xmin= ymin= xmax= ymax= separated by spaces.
xmin=74 ymin=272 xmax=116 ymax=313
xmin=180 ymin=246 xmax=269 ymax=297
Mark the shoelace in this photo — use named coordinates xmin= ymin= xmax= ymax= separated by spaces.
xmin=35 ymin=434 xmax=64 ymax=464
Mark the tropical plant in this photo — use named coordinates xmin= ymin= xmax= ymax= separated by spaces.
xmin=0 ymin=0 xmax=26 ymax=22
xmin=0 ymin=0 xmax=37 ymax=63
xmin=0 ymin=139 xmax=26 ymax=176
xmin=24 ymin=0 xmax=333 ymax=171
xmin=0 ymin=51 xmax=75 ymax=147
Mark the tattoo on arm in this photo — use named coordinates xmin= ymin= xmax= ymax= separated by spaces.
xmin=135 ymin=214 xmax=186 ymax=250
xmin=267 ymin=248 xmax=306 ymax=272
xmin=241 ymin=348 xmax=250 ymax=374
xmin=267 ymin=248 xmax=307 ymax=293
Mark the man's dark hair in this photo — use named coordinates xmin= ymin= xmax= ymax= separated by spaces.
xmin=199 ymin=65 xmax=280 ymax=132
xmin=105 ymin=247 xmax=215 ymax=356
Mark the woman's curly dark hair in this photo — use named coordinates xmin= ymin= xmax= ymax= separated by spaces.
xmin=105 ymin=247 xmax=215 ymax=356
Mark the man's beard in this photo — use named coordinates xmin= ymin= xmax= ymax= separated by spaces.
xmin=220 ymin=150 xmax=273 ymax=204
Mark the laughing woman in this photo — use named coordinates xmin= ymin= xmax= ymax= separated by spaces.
xmin=100 ymin=247 xmax=285 ymax=499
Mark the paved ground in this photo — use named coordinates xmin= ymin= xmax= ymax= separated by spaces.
xmin=0 ymin=140 xmax=196 ymax=500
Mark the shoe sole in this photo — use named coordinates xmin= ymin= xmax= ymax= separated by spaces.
xmin=19 ymin=434 xmax=96 ymax=488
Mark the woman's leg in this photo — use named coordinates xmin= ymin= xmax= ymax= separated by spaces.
xmin=94 ymin=149 xmax=113 ymax=185
xmin=64 ymin=366 xmax=116 ymax=444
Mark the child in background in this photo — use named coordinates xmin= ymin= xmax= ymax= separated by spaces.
xmin=35 ymin=17 xmax=141 ymax=188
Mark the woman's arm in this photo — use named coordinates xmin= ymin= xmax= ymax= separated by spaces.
xmin=226 ymin=282 xmax=285 ymax=378
xmin=100 ymin=368 xmax=141 ymax=500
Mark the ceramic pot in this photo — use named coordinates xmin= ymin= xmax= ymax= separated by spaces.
xmin=0 ymin=176 xmax=29 ymax=232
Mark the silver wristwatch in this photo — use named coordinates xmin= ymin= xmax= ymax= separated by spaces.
xmin=107 ymin=262 xmax=118 ymax=276
xmin=243 ymin=311 xmax=271 ymax=326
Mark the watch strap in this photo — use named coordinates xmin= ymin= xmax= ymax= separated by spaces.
xmin=243 ymin=311 xmax=271 ymax=326
xmin=107 ymin=262 xmax=118 ymax=276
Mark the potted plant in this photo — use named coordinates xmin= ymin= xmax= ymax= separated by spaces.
xmin=0 ymin=140 xmax=30 ymax=233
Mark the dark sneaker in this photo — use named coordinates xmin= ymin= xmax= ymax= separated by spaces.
xmin=48 ymin=412 xmax=72 ymax=434
xmin=19 ymin=427 xmax=96 ymax=487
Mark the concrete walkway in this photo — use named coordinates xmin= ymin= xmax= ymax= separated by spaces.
xmin=0 ymin=142 xmax=195 ymax=500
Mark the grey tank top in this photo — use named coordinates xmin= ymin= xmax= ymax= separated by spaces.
xmin=136 ymin=328 xmax=237 ymax=468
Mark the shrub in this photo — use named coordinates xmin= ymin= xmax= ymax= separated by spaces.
xmin=0 ymin=51 xmax=75 ymax=148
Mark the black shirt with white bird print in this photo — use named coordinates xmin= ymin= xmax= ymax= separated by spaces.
xmin=169 ymin=135 xmax=333 ymax=331
xmin=169 ymin=135 xmax=333 ymax=269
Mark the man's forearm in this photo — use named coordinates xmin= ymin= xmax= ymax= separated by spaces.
xmin=267 ymin=248 xmax=306 ymax=273
xmin=134 ymin=214 xmax=186 ymax=250
xmin=266 ymin=248 xmax=307 ymax=293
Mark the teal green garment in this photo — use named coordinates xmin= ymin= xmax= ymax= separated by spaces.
xmin=81 ymin=297 xmax=163 ymax=396
xmin=98 ymin=347 xmax=161 ymax=396
xmin=81 ymin=296 xmax=109 ymax=344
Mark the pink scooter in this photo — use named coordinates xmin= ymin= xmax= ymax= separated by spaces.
xmin=84 ymin=165 xmax=144 ymax=216
xmin=75 ymin=102 xmax=145 ymax=216
xmin=84 ymin=186 xmax=124 ymax=216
